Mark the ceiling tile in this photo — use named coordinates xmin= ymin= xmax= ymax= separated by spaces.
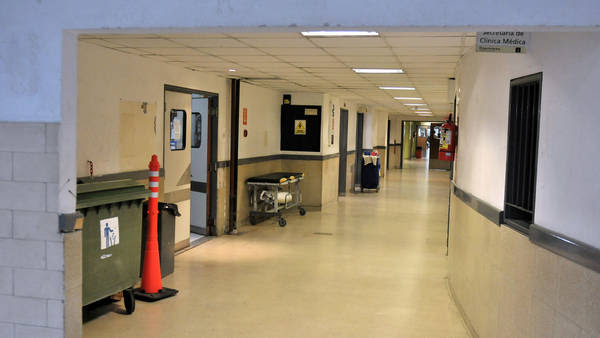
xmin=380 ymin=32 xmax=475 ymax=37
xmin=277 ymin=55 xmax=337 ymax=63
xmin=290 ymin=62 xmax=347 ymax=68
xmin=136 ymin=47 xmax=204 ymax=55
xmin=103 ymin=38 xmax=183 ymax=48
xmin=170 ymin=38 xmax=246 ymax=47
xmin=196 ymin=47 xmax=265 ymax=55
xmin=260 ymin=47 xmax=327 ymax=56
xmin=392 ymin=47 xmax=464 ymax=56
xmin=80 ymin=34 xmax=159 ymax=39
xmin=336 ymin=55 xmax=398 ymax=64
xmin=385 ymin=36 xmax=464 ymax=47
xmin=220 ymin=55 xmax=280 ymax=63
xmin=396 ymin=55 xmax=460 ymax=63
xmin=239 ymin=38 xmax=314 ymax=48
xmin=79 ymin=38 xmax=129 ymax=48
xmin=325 ymin=48 xmax=393 ymax=56
xmin=111 ymin=47 xmax=146 ymax=55
xmin=227 ymin=32 xmax=301 ymax=38
xmin=309 ymin=37 xmax=387 ymax=48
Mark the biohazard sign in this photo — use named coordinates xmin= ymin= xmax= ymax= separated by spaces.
xmin=294 ymin=120 xmax=306 ymax=135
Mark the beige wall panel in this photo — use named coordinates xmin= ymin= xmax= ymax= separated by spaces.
xmin=216 ymin=166 xmax=230 ymax=235
xmin=118 ymin=100 xmax=157 ymax=172
xmin=378 ymin=149 xmax=386 ymax=179
xmin=236 ymin=159 xmax=282 ymax=224
xmin=321 ymin=157 xmax=339 ymax=205
xmin=448 ymin=195 xmax=600 ymax=338
xmin=281 ymin=160 xmax=323 ymax=207
xmin=388 ymin=145 xmax=401 ymax=169
xmin=346 ymin=153 xmax=356 ymax=193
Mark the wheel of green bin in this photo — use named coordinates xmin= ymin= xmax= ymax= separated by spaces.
xmin=250 ymin=216 xmax=257 ymax=225
xmin=279 ymin=218 xmax=287 ymax=227
xmin=123 ymin=288 xmax=135 ymax=314
xmin=299 ymin=208 xmax=306 ymax=216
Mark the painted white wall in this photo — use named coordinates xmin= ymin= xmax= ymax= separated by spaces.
xmin=376 ymin=111 xmax=389 ymax=147
xmin=363 ymin=111 xmax=376 ymax=150
xmin=455 ymin=32 xmax=600 ymax=247
xmin=238 ymin=83 xmax=281 ymax=159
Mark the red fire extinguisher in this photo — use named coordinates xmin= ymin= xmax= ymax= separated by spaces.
xmin=439 ymin=114 xmax=457 ymax=161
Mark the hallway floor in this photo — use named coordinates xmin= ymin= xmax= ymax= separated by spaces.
xmin=83 ymin=162 xmax=469 ymax=337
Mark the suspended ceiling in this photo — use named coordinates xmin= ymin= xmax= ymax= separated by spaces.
xmin=80 ymin=31 xmax=476 ymax=117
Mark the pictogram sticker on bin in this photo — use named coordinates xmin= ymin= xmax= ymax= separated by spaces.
xmin=100 ymin=217 xmax=120 ymax=250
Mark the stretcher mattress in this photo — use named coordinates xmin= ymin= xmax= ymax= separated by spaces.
xmin=246 ymin=172 xmax=304 ymax=184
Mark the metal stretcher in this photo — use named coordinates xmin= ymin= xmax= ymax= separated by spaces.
xmin=246 ymin=172 xmax=306 ymax=227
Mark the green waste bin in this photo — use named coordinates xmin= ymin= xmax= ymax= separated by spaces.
xmin=76 ymin=179 xmax=149 ymax=314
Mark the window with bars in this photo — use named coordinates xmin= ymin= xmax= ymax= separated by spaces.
xmin=504 ymin=73 xmax=542 ymax=234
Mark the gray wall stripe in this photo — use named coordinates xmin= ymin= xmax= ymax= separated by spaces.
xmin=530 ymin=224 xmax=600 ymax=274
xmin=453 ymin=182 xmax=600 ymax=273
xmin=453 ymin=183 xmax=504 ymax=225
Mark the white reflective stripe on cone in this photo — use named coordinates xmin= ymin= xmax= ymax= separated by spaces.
xmin=149 ymin=181 xmax=159 ymax=188
xmin=151 ymin=192 xmax=159 ymax=198
xmin=149 ymin=171 xmax=159 ymax=177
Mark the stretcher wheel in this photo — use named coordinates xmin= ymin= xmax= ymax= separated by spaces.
xmin=299 ymin=208 xmax=306 ymax=216
xmin=123 ymin=288 xmax=135 ymax=314
xmin=279 ymin=218 xmax=287 ymax=227
xmin=249 ymin=216 xmax=257 ymax=225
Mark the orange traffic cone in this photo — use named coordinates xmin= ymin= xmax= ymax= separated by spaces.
xmin=134 ymin=155 xmax=178 ymax=302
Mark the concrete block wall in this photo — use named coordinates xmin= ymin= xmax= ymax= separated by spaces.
xmin=0 ymin=122 xmax=65 ymax=338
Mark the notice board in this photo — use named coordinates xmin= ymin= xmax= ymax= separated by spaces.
xmin=281 ymin=104 xmax=321 ymax=152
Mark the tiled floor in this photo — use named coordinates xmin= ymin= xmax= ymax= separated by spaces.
xmin=83 ymin=160 xmax=469 ymax=337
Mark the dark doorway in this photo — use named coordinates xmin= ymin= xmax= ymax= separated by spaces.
xmin=429 ymin=123 xmax=441 ymax=160
xmin=163 ymin=85 xmax=219 ymax=242
xmin=354 ymin=113 xmax=364 ymax=189
xmin=338 ymin=108 xmax=349 ymax=196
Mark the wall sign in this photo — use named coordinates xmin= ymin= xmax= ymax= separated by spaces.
xmin=100 ymin=217 xmax=119 ymax=250
xmin=304 ymin=108 xmax=318 ymax=116
xmin=294 ymin=120 xmax=306 ymax=135
xmin=476 ymin=32 xmax=531 ymax=54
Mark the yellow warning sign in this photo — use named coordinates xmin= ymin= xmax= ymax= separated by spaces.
xmin=294 ymin=120 xmax=306 ymax=135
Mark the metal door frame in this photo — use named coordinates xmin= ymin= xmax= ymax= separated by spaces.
xmin=164 ymin=84 xmax=219 ymax=236
xmin=354 ymin=113 xmax=364 ymax=189
xmin=338 ymin=108 xmax=349 ymax=196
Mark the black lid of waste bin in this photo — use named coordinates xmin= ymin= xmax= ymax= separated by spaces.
xmin=160 ymin=202 xmax=181 ymax=216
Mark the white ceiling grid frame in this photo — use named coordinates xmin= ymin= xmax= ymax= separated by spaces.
xmin=78 ymin=31 xmax=476 ymax=117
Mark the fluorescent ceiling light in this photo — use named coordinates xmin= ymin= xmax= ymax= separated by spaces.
xmin=416 ymin=107 xmax=430 ymax=110
xmin=228 ymin=69 xmax=237 ymax=72
xmin=416 ymin=112 xmax=432 ymax=114
xmin=379 ymin=86 xmax=415 ymax=90
xmin=301 ymin=31 xmax=379 ymax=37
xmin=404 ymin=103 xmax=427 ymax=106
xmin=353 ymin=68 xmax=403 ymax=74
xmin=394 ymin=97 xmax=423 ymax=100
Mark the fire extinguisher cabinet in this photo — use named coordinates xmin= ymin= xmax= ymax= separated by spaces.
xmin=76 ymin=179 xmax=149 ymax=314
